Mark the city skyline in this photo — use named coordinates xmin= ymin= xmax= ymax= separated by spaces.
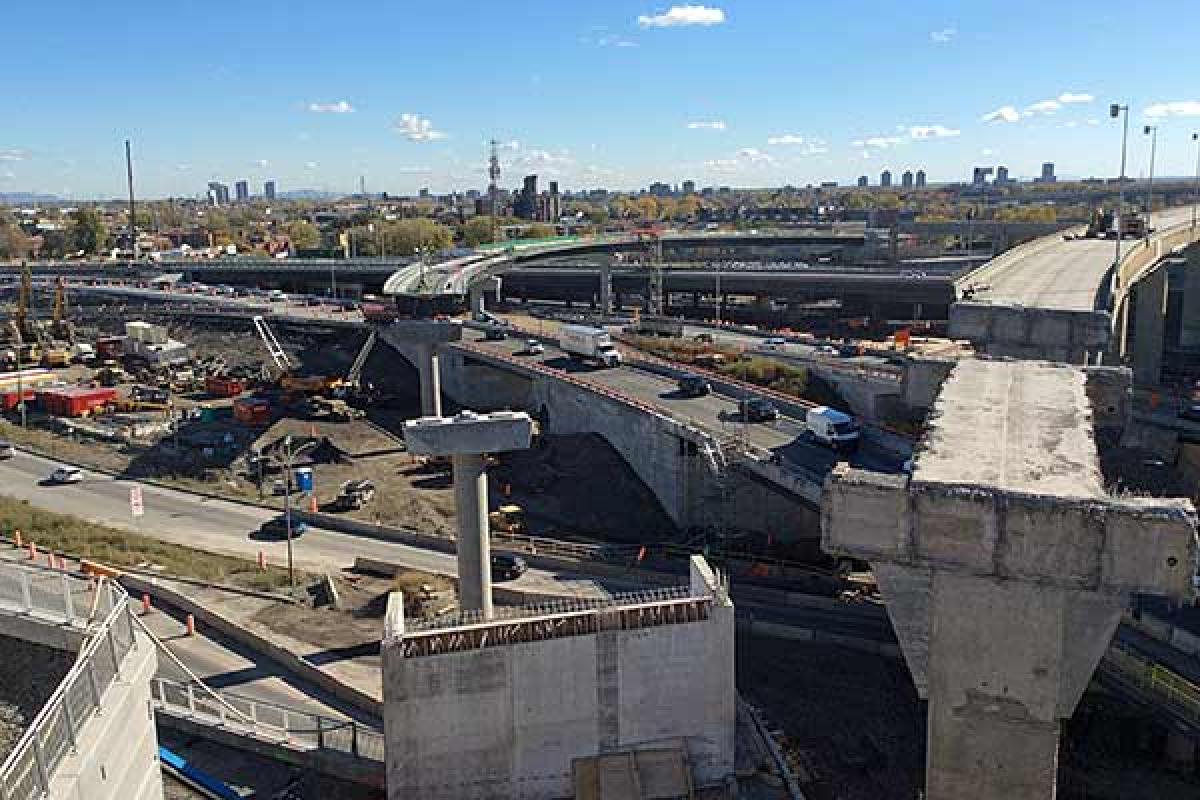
xmin=2 ymin=0 xmax=1199 ymax=199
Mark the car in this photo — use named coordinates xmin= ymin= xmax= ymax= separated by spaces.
xmin=483 ymin=326 xmax=507 ymax=341
xmin=491 ymin=552 xmax=527 ymax=580
xmin=259 ymin=516 xmax=308 ymax=539
xmin=1179 ymin=404 xmax=1200 ymax=423
xmin=304 ymin=296 xmax=323 ymax=307
xmin=0 ymin=441 xmax=14 ymax=459
xmin=677 ymin=374 xmax=711 ymax=397
xmin=762 ymin=337 xmax=787 ymax=349
xmin=738 ymin=397 xmax=779 ymax=422
xmin=47 ymin=466 xmax=84 ymax=484
xmin=522 ymin=339 xmax=545 ymax=356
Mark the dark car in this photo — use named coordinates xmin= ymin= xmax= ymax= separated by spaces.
xmin=483 ymin=326 xmax=507 ymax=341
xmin=491 ymin=552 xmax=527 ymax=580
xmin=738 ymin=397 xmax=779 ymax=422
xmin=677 ymin=374 xmax=711 ymax=397
xmin=1179 ymin=404 xmax=1200 ymax=423
xmin=259 ymin=516 xmax=309 ymax=539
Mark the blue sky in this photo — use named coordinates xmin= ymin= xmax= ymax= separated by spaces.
xmin=2 ymin=0 xmax=1199 ymax=199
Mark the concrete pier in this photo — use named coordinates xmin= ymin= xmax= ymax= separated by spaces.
xmin=381 ymin=320 xmax=462 ymax=416
xmin=822 ymin=359 xmax=1197 ymax=800
xmin=404 ymin=411 xmax=533 ymax=617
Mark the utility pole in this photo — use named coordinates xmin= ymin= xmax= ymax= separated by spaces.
xmin=1110 ymin=103 xmax=1130 ymax=287
xmin=1192 ymin=132 xmax=1199 ymax=234
xmin=488 ymin=140 xmax=501 ymax=244
xmin=125 ymin=140 xmax=138 ymax=261
xmin=1143 ymin=125 xmax=1158 ymax=240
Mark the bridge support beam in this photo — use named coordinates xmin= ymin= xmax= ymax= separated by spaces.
xmin=404 ymin=412 xmax=533 ymax=617
xmin=378 ymin=320 xmax=463 ymax=417
xmin=1131 ymin=264 xmax=1168 ymax=387
xmin=599 ymin=262 xmax=613 ymax=315
xmin=822 ymin=359 xmax=1196 ymax=800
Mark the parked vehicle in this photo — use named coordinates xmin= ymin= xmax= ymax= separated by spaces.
xmin=694 ymin=352 xmax=726 ymax=368
xmin=491 ymin=552 xmax=528 ymax=580
xmin=762 ymin=337 xmax=787 ymax=350
xmin=331 ymin=479 xmax=376 ymax=511
xmin=488 ymin=505 xmax=526 ymax=535
xmin=0 ymin=441 xmax=14 ymax=459
xmin=738 ymin=397 xmax=779 ymax=422
xmin=522 ymin=339 xmax=545 ymax=356
xmin=483 ymin=325 xmax=507 ymax=342
xmin=805 ymin=406 xmax=860 ymax=449
xmin=677 ymin=374 xmax=711 ymax=397
xmin=260 ymin=516 xmax=308 ymax=538
xmin=47 ymin=466 xmax=84 ymax=484
xmin=560 ymin=325 xmax=622 ymax=368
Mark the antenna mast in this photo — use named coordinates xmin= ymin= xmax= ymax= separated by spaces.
xmin=488 ymin=139 xmax=501 ymax=243
xmin=125 ymin=140 xmax=138 ymax=261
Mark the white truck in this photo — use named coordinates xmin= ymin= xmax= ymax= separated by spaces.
xmin=805 ymin=406 xmax=860 ymax=449
xmin=560 ymin=324 xmax=623 ymax=368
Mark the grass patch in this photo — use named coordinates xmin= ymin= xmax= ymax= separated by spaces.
xmin=626 ymin=335 xmax=810 ymax=399
xmin=0 ymin=494 xmax=298 ymax=591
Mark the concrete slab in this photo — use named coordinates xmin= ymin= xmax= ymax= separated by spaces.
xmin=403 ymin=411 xmax=533 ymax=455
xmin=915 ymin=359 xmax=1104 ymax=499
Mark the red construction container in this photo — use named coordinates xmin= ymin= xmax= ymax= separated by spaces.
xmin=0 ymin=390 xmax=35 ymax=411
xmin=205 ymin=376 xmax=248 ymax=398
xmin=37 ymin=387 xmax=117 ymax=417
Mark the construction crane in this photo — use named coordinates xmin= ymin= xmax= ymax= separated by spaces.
xmin=252 ymin=315 xmax=292 ymax=377
xmin=251 ymin=315 xmax=343 ymax=395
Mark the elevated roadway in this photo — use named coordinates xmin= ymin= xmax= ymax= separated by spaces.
xmin=962 ymin=206 xmax=1196 ymax=311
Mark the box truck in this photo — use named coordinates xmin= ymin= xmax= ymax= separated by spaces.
xmin=560 ymin=325 xmax=622 ymax=368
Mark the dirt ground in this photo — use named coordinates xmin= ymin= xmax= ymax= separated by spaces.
xmin=251 ymin=569 xmax=455 ymax=658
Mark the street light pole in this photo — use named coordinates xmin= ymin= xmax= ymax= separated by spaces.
xmin=1110 ymin=103 xmax=1130 ymax=284
xmin=1143 ymin=125 xmax=1158 ymax=239
xmin=714 ymin=261 xmax=722 ymax=327
xmin=1192 ymin=132 xmax=1199 ymax=234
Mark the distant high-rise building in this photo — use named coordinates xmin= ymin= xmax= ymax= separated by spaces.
xmin=880 ymin=170 xmax=892 ymax=188
xmin=681 ymin=180 xmax=696 ymax=195
xmin=995 ymin=166 xmax=1010 ymax=185
xmin=972 ymin=166 xmax=994 ymax=187
xmin=1039 ymin=162 xmax=1056 ymax=183
xmin=857 ymin=175 xmax=869 ymax=187
xmin=915 ymin=170 xmax=927 ymax=188
xmin=547 ymin=181 xmax=561 ymax=222
xmin=648 ymin=181 xmax=672 ymax=197
xmin=264 ymin=180 xmax=276 ymax=201
xmin=515 ymin=174 xmax=538 ymax=219
xmin=419 ymin=187 xmax=431 ymax=199
xmin=901 ymin=170 xmax=914 ymax=188
xmin=206 ymin=181 xmax=230 ymax=206
xmin=235 ymin=180 xmax=249 ymax=203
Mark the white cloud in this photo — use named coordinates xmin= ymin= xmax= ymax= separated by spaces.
xmin=176 ymin=163 xmax=191 ymax=171
xmin=982 ymin=105 xmax=1020 ymax=123
xmin=686 ymin=120 xmax=726 ymax=130
xmin=1024 ymin=99 xmax=1061 ymax=115
xmin=1144 ymin=100 xmax=1200 ymax=118
xmin=513 ymin=149 xmax=575 ymax=175
xmin=584 ymin=33 xmax=639 ymax=48
xmin=908 ymin=124 xmax=960 ymax=140
xmin=767 ymin=134 xmax=805 ymax=145
xmin=1058 ymin=92 xmax=1093 ymax=104
xmin=638 ymin=5 xmax=725 ymax=28
xmin=254 ymin=159 xmax=269 ymax=168
xmin=1086 ymin=119 xmax=1100 ymax=126
xmin=396 ymin=166 xmax=433 ymax=174
xmin=703 ymin=146 xmax=775 ymax=173
xmin=0 ymin=171 xmax=14 ymax=181
xmin=393 ymin=113 xmax=447 ymax=142
xmin=0 ymin=150 xmax=28 ymax=162
xmin=930 ymin=27 xmax=956 ymax=43
xmin=307 ymin=100 xmax=354 ymax=114
xmin=304 ymin=161 xmax=319 ymax=169
xmin=980 ymin=148 xmax=994 ymax=157
xmin=852 ymin=135 xmax=903 ymax=149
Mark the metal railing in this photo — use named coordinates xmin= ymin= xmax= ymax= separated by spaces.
xmin=406 ymin=585 xmax=693 ymax=633
xmin=0 ymin=562 xmax=116 ymax=627
xmin=1101 ymin=643 xmax=1200 ymax=730
xmin=0 ymin=577 xmax=136 ymax=800
xmin=149 ymin=678 xmax=384 ymax=764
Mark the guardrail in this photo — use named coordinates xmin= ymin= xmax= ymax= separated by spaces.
xmin=0 ymin=573 xmax=136 ymax=800
xmin=150 ymin=678 xmax=384 ymax=763
xmin=1101 ymin=642 xmax=1200 ymax=731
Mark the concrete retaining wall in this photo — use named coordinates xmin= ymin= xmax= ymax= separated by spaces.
xmin=949 ymin=302 xmax=1111 ymax=364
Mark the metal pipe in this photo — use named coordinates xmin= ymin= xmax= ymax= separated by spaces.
xmin=1110 ymin=103 xmax=1130 ymax=286
xmin=1144 ymin=125 xmax=1158 ymax=239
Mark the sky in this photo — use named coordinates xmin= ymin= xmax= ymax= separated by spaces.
xmin=2 ymin=0 xmax=1199 ymax=200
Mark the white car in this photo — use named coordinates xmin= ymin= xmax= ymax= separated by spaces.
xmin=48 ymin=466 xmax=84 ymax=484
xmin=523 ymin=340 xmax=545 ymax=356
xmin=0 ymin=441 xmax=14 ymax=459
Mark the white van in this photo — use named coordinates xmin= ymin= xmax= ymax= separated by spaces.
xmin=805 ymin=407 xmax=860 ymax=449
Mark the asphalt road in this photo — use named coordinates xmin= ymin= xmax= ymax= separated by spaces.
xmin=0 ymin=450 xmax=620 ymax=599
xmin=466 ymin=331 xmax=905 ymax=477
xmin=980 ymin=206 xmax=1196 ymax=310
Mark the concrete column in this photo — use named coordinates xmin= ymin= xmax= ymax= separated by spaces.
xmin=469 ymin=285 xmax=485 ymax=320
xmin=1178 ymin=252 xmax=1200 ymax=349
xmin=1132 ymin=265 xmax=1167 ymax=386
xmin=403 ymin=411 xmax=533 ymax=620
xmin=415 ymin=344 xmax=441 ymax=417
xmin=452 ymin=452 xmax=492 ymax=616
xmin=599 ymin=262 xmax=613 ymax=315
